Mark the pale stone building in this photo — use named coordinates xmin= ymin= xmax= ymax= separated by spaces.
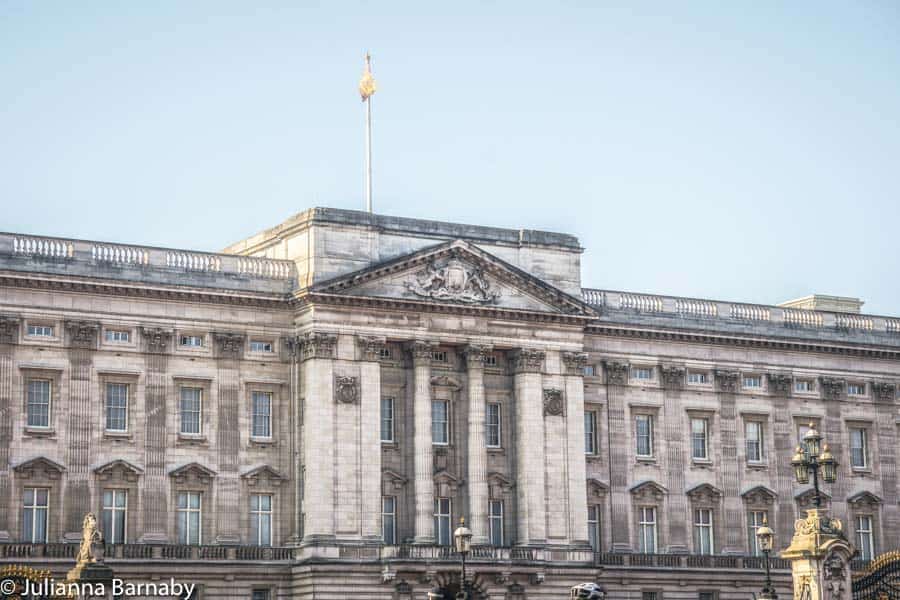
xmin=0 ymin=207 xmax=897 ymax=599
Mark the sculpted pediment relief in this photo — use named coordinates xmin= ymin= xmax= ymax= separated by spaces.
xmin=94 ymin=459 xmax=143 ymax=483
xmin=630 ymin=480 xmax=667 ymax=503
xmin=169 ymin=462 xmax=216 ymax=485
xmin=13 ymin=456 xmax=66 ymax=480
xmin=847 ymin=491 xmax=882 ymax=510
xmin=309 ymin=239 xmax=595 ymax=317
xmin=241 ymin=465 xmax=286 ymax=487
xmin=741 ymin=485 xmax=777 ymax=506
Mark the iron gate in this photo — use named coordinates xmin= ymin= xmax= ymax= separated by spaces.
xmin=853 ymin=551 xmax=900 ymax=600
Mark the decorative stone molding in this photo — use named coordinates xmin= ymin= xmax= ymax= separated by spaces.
xmin=168 ymin=462 xmax=216 ymax=486
xmin=543 ymin=388 xmax=565 ymax=416
xmin=430 ymin=374 xmax=462 ymax=390
xmin=93 ymin=460 xmax=143 ymax=483
xmin=382 ymin=469 xmax=408 ymax=494
xmin=334 ymin=375 xmax=359 ymax=404
xmin=300 ymin=332 xmax=337 ymax=361
xmin=357 ymin=335 xmax=387 ymax=362
xmin=871 ymin=381 xmax=897 ymax=403
xmin=660 ymin=364 xmax=685 ymax=390
xmin=463 ymin=344 xmax=492 ymax=368
xmin=0 ymin=315 xmax=20 ymax=344
xmin=12 ymin=456 xmax=66 ymax=480
xmin=562 ymin=351 xmax=589 ymax=376
xmin=820 ymin=377 xmax=846 ymax=401
xmin=404 ymin=256 xmax=500 ymax=305
xmin=408 ymin=340 xmax=436 ymax=365
xmin=741 ymin=485 xmax=777 ymax=507
xmin=604 ymin=361 xmax=629 ymax=385
xmin=512 ymin=348 xmax=545 ymax=374
xmin=213 ymin=331 xmax=245 ymax=359
xmin=629 ymin=480 xmax=667 ymax=503
xmin=65 ymin=320 xmax=100 ymax=349
xmin=140 ymin=326 xmax=172 ymax=354
xmin=796 ymin=487 xmax=832 ymax=510
xmin=714 ymin=369 xmax=740 ymax=392
xmin=847 ymin=491 xmax=882 ymax=511
xmin=434 ymin=470 xmax=463 ymax=497
xmin=241 ymin=465 xmax=286 ymax=487
xmin=686 ymin=483 xmax=724 ymax=505
xmin=487 ymin=472 xmax=514 ymax=498
xmin=767 ymin=372 xmax=793 ymax=396
xmin=587 ymin=478 xmax=609 ymax=499
xmin=281 ymin=335 xmax=301 ymax=361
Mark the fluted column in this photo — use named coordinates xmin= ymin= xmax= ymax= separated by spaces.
xmin=465 ymin=344 xmax=490 ymax=545
xmin=513 ymin=348 xmax=546 ymax=545
xmin=604 ymin=361 xmax=631 ymax=552
xmin=714 ymin=370 xmax=743 ymax=554
xmin=0 ymin=316 xmax=19 ymax=542
xmin=562 ymin=352 xmax=590 ymax=545
xmin=873 ymin=381 xmax=899 ymax=544
xmin=660 ymin=364 xmax=688 ymax=552
xmin=301 ymin=332 xmax=337 ymax=542
xmin=821 ymin=378 xmax=849 ymax=521
xmin=768 ymin=373 xmax=796 ymax=548
xmin=410 ymin=341 xmax=436 ymax=544
xmin=358 ymin=336 xmax=387 ymax=541
xmin=139 ymin=327 xmax=172 ymax=543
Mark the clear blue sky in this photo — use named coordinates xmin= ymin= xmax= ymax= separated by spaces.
xmin=3 ymin=2 xmax=899 ymax=314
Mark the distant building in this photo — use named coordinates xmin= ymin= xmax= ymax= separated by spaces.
xmin=1 ymin=207 xmax=897 ymax=599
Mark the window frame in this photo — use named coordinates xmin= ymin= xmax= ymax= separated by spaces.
xmin=104 ymin=329 xmax=131 ymax=343
xmin=101 ymin=489 xmax=128 ymax=544
xmin=26 ymin=378 xmax=52 ymax=429
xmin=381 ymin=397 xmax=395 ymax=443
xmin=486 ymin=402 xmax=502 ymax=448
xmin=250 ymin=391 xmax=273 ymax=439
xmin=249 ymin=339 xmax=274 ymax=353
xmin=747 ymin=509 xmax=768 ymax=556
xmin=855 ymin=514 xmax=875 ymax=560
xmin=693 ymin=508 xmax=715 ymax=555
xmin=105 ymin=382 xmax=129 ymax=433
xmin=179 ymin=386 xmax=204 ymax=436
xmin=588 ymin=504 xmax=601 ymax=552
xmin=434 ymin=497 xmax=452 ymax=545
xmin=745 ymin=420 xmax=765 ymax=464
xmin=489 ymin=499 xmax=504 ymax=546
xmin=742 ymin=375 xmax=762 ymax=390
xmin=635 ymin=414 xmax=655 ymax=459
xmin=382 ymin=496 xmax=397 ymax=545
xmin=632 ymin=367 xmax=654 ymax=382
xmin=849 ymin=427 xmax=869 ymax=470
xmin=22 ymin=487 xmax=50 ymax=543
xmin=690 ymin=417 xmax=709 ymax=461
xmin=250 ymin=493 xmax=273 ymax=546
xmin=176 ymin=491 xmax=203 ymax=545
xmin=432 ymin=399 xmax=450 ymax=446
xmin=584 ymin=410 xmax=598 ymax=455
xmin=847 ymin=383 xmax=866 ymax=397
xmin=179 ymin=334 xmax=204 ymax=348
xmin=26 ymin=324 xmax=54 ymax=338
xmin=637 ymin=506 xmax=658 ymax=553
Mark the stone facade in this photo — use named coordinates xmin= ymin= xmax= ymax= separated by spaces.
xmin=0 ymin=208 xmax=898 ymax=599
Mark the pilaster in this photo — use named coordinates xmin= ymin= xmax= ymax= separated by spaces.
xmin=409 ymin=340 xmax=436 ymax=544
xmin=562 ymin=352 xmax=589 ymax=546
xmin=358 ymin=336 xmax=386 ymax=541
xmin=820 ymin=378 xmax=849 ymax=521
xmin=213 ymin=331 xmax=245 ymax=544
xmin=714 ymin=369 xmax=742 ymax=554
xmin=464 ymin=344 xmax=491 ymax=546
xmin=512 ymin=348 xmax=546 ymax=545
xmin=872 ymin=381 xmax=899 ymax=544
xmin=0 ymin=315 xmax=18 ymax=542
xmin=138 ymin=326 xmax=172 ymax=543
xmin=660 ymin=364 xmax=689 ymax=552
xmin=603 ymin=360 xmax=631 ymax=552
xmin=768 ymin=372 xmax=796 ymax=548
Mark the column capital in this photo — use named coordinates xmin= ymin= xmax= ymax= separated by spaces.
xmin=464 ymin=344 xmax=492 ymax=369
xmin=561 ymin=352 xmax=589 ymax=376
xmin=357 ymin=335 xmax=388 ymax=362
xmin=767 ymin=372 xmax=793 ymax=396
xmin=213 ymin=331 xmax=245 ymax=360
xmin=659 ymin=364 xmax=685 ymax=390
xmin=300 ymin=331 xmax=337 ymax=361
xmin=872 ymin=380 xmax=897 ymax=403
xmin=407 ymin=340 xmax=436 ymax=366
xmin=65 ymin=320 xmax=100 ymax=350
xmin=511 ymin=348 xmax=545 ymax=374
xmin=714 ymin=369 xmax=740 ymax=392
xmin=603 ymin=360 xmax=629 ymax=385
xmin=140 ymin=326 xmax=172 ymax=354
xmin=820 ymin=377 xmax=845 ymax=401
xmin=0 ymin=315 xmax=20 ymax=345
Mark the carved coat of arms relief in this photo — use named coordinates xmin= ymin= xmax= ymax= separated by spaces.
xmin=405 ymin=257 xmax=500 ymax=305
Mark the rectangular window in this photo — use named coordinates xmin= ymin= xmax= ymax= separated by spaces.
xmin=106 ymin=383 xmax=128 ymax=432
xmin=632 ymin=367 xmax=653 ymax=381
xmin=105 ymin=329 xmax=130 ymax=343
xmin=251 ymin=391 xmax=272 ymax=438
xmin=636 ymin=414 xmax=654 ymax=458
xmin=848 ymin=383 xmax=865 ymax=396
xmin=379 ymin=346 xmax=392 ymax=360
xmin=176 ymin=492 xmax=202 ymax=545
xmin=642 ymin=593 xmax=658 ymax=600
xmin=434 ymin=498 xmax=452 ymax=545
xmin=856 ymin=515 xmax=874 ymax=560
xmin=22 ymin=487 xmax=49 ymax=543
xmin=250 ymin=494 xmax=272 ymax=546
xmin=795 ymin=380 xmax=813 ymax=393
xmin=431 ymin=351 xmax=448 ymax=363
xmin=699 ymin=593 xmax=716 ymax=600
xmin=26 ymin=379 xmax=51 ymax=428
xmin=486 ymin=403 xmax=501 ymax=448
xmin=588 ymin=505 xmax=601 ymax=552
xmin=850 ymin=428 xmax=868 ymax=469
xmin=638 ymin=507 xmax=657 ymax=553
xmin=250 ymin=340 xmax=273 ymax=353
xmin=746 ymin=421 xmax=764 ymax=463
xmin=743 ymin=375 xmax=762 ymax=389
xmin=27 ymin=324 xmax=53 ymax=337
xmin=180 ymin=387 xmax=202 ymax=435
xmin=583 ymin=364 xmax=596 ymax=377
xmin=382 ymin=496 xmax=396 ymax=545
xmin=691 ymin=418 xmax=709 ymax=460
xmin=179 ymin=335 xmax=203 ymax=347
xmin=688 ymin=372 xmax=708 ymax=384
xmin=252 ymin=591 xmax=270 ymax=600
xmin=489 ymin=500 xmax=504 ymax=546
xmin=748 ymin=510 xmax=768 ymax=556
xmin=484 ymin=354 xmax=498 ymax=367
xmin=584 ymin=411 xmax=598 ymax=455
xmin=381 ymin=397 xmax=395 ymax=443
xmin=102 ymin=489 xmax=127 ymax=544
xmin=694 ymin=508 xmax=714 ymax=555
xmin=432 ymin=400 xmax=449 ymax=445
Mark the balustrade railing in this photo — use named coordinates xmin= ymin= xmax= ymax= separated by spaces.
xmin=13 ymin=236 xmax=73 ymax=259
xmin=594 ymin=552 xmax=792 ymax=570
xmin=731 ymin=303 xmax=771 ymax=321
xmin=675 ymin=298 xmax=718 ymax=318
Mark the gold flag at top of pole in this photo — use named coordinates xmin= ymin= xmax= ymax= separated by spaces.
xmin=359 ymin=52 xmax=377 ymax=101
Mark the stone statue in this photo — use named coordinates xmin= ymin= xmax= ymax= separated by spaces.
xmin=75 ymin=513 xmax=105 ymax=566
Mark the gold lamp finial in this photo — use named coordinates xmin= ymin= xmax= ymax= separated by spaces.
xmin=359 ymin=52 xmax=377 ymax=101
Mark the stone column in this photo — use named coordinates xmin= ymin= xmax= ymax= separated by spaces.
xmin=768 ymin=373 xmax=796 ymax=548
xmin=358 ymin=336 xmax=387 ymax=541
xmin=821 ymin=378 xmax=849 ymax=521
xmin=872 ymin=381 xmax=899 ymax=543
xmin=714 ymin=370 xmax=743 ymax=554
xmin=464 ymin=344 xmax=490 ymax=545
xmin=604 ymin=361 xmax=631 ymax=552
xmin=562 ymin=352 xmax=589 ymax=545
xmin=282 ymin=335 xmax=302 ymax=545
xmin=781 ymin=509 xmax=854 ymax=600
xmin=63 ymin=321 xmax=100 ymax=541
xmin=513 ymin=348 xmax=546 ymax=545
xmin=410 ymin=341 xmax=436 ymax=544
xmin=301 ymin=332 xmax=337 ymax=542
xmin=660 ymin=364 xmax=689 ymax=553
xmin=213 ymin=332 xmax=244 ymax=544
xmin=0 ymin=316 xmax=19 ymax=542
xmin=139 ymin=327 xmax=172 ymax=543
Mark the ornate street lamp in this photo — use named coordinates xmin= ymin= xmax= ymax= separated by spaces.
xmin=792 ymin=423 xmax=838 ymax=508
xmin=755 ymin=515 xmax=777 ymax=600
xmin=454 ymin=518 xmax=473 ymax=600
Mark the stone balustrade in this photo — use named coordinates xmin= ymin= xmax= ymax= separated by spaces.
xmin=585 ymin=289 xmax=900 ymax=338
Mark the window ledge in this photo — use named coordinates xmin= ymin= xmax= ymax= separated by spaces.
xmin=487 ymin=446 xmax=506 ymax=454
xmin=177 ymin=434 xmax=208 ymax=445
xmin=585 ymin=454 xmax=603 ymax=462
xmin=24 ymin=427 xmax=56 ymax=438
xmin=381 ymin=442 xmax=400 ymax=451
xmin=249 ymin=437 xmax=276 ymax=447
xmin=746 ymin=462 xmax=769 ymax=470
xmin=635 ymin=456 xmax=656 ymax=464
xmin=691 ymin=460 xmax=714 ymax=469
xmin=851 ymin=468 xmax=873 ymax=476
xmin=103 ymin=431 xmax=133 ymax=441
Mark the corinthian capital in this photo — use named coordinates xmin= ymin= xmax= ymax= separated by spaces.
xmin=301 ymin=331 xmax=337 ymax=361
xmin=0 ymin=315 xmax=20 ymax=345
xmin=872 ymin=381 xmax=897 ymax=403
xmin=820 ymin=377 xmax=845 ymax=401
xmin=603 ymin=361 xmax=629 ymax=386
xmin=714 ymin=370 xmax=740 ymax=393
xmin=357 ymin=335 xmax=388 ymax=362
xmin=407 ymin=340 xmax=436 ymax=366
xmin=767 ymin=373 xmax=793 ymax=396
xmin=65 ymin=320 xmax=100 ymax=350
xmin=140 ymin=326 xmax=172 ymax=354
xmin=464 ymin=344 xmax=492 ymax=369
xmin=660 ymin=364 xmax=685 ymax=390
xmin=511 ymin=348 xmax=545 ymax=374
xmin=562 ymin=352 xmax=589 ymax=376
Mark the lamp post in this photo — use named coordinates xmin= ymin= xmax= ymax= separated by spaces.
xmin=755 ymin=515 xmax=777 ymax=600
xmin=454 ymin=518 xmax=473 ymax=600
xmin=790 ymin=423 xmax=837 ymax=508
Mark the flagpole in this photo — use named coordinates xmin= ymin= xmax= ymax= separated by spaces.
xmin=365 ymin=92 xmax=373 ymax=214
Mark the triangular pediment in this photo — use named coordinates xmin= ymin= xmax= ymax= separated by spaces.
xmin=309 ymin=240 xmax=596 ymax=317
xmin=94 ymin=459 xmax=144 ymax=478
xmin=848 ymin=491 xmax=882 ymax=509
xmin=241 ymin=465 xmax=286 ymax=486
xmin=13 ymin=456 xmax=66 ymax=476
